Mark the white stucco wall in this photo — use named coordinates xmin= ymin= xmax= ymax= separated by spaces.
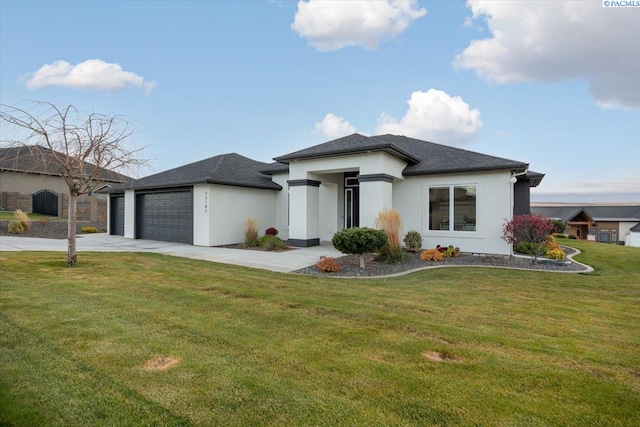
xmin=319 ymin=179 xmax=339 ymax=241
xmin=626 ymin=231 xmax=640 ymax=247
xmin=271 ymin=173 xmax=289 ymax=240
xmin=288 ymin=152 xmax=406 ymax=180
xmin=124 ymin=189 xmax=135 ymax=239
xmin=205 ymin=184 xmax=277 ymax=246
xmin=193 ymin=184 xmax=212 ymax=246
xmin=619 ymin=221 xmax=638 ymax=244
xmin=393 ymin=170 xmax=513 ymax=255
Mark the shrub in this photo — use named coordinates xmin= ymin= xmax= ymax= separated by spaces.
xmin=544 ymin=239 xmax=565 ymax=261
xmin=445 ymin=245 xmax=460 ymax=258
xmin=8 ymin=220 xmax=24 ymax=234
xmin=376 ymin=244 xmax=408 ymax=264
xmin=242 ymin=217 xmax=260 ymax=247
xmin=568 ymin=234 xmax=577 ymax=240
xmin=14 ymin=209 xmax=31 ymax=230
xmin=332 ymin=227 xmax=387 ymax=269
xmin=502 ymin=214 xmax=555 ymax=264
xmin=375 ymin=209 xmax=404 ymax=264
xmin=420 ymin=248 xmax=444 ymax=261
xmin=81 ymin=226 xmax=98 ymax=233
xmin=553 ymin=219 xmax=566 ymax=234
xmin=514 ymin=241 xmax=547 ymax=256
xmin=315 ymin=256 xmax=342 ymax=273
xmin=265 ymin=227 xmax=278 ymax=236
xmin=258 ymin=235 xmax=286 ymax=251
xmin=546 ymin=247 xmax=565 ymax=261
xmin=403 ymin=230 xmax=422 ymax=253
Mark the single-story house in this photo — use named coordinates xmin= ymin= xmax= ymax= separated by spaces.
xmin=108 ymin=133 xmax=544 ymax=255
xmin=0 ymin=146 xmax=130 ymax=227
xmin=531 ymin=203 xmax=640 ymax=246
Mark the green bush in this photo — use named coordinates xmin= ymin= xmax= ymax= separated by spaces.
xmin=81 ymin=226 xmax=98 ymax=233
xmin=514 ymin=241 xmax=547 ymax=256
xmin=332 ymin=227 xmax=387 ymax=269
xmin=403 ymin=230 xmax=422 ymax=253
xmin=258 ymin=235 xmax=286 ymax=251
xmin=376 ymin=244 xmax=407 ymax=263
xmin=568 ymin=234 xmax=577 ymax=240
xmin=8 ymin=220 xmax=24 ymax=234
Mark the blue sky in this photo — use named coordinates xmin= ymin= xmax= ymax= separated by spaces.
xmin=1 ymin=0 xmax=639 ymax=202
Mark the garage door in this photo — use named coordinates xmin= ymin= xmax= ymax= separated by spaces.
xmin=136 ymin=189 xmax=193 ymax=244
xmin=110 ymin=194 xmax=125 ymax=236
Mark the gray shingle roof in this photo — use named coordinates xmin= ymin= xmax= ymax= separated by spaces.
xmin=531 ymin=205 xmax=640 ymax=222
xmin=0 ymin=145 xmax=130 ymax=183
xmin=126 ymin=153 xmax=282 ymax=191
xmin=259 ymin=162 xmax=289 ymax=175
xmin=274 ymin=134 xmax=528 ymax=176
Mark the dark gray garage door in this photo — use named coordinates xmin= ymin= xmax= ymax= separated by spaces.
xmin=110 ymin=194 xmax=125 ymax=236
xmin=136 ymin=189 xmax=193 ymax=244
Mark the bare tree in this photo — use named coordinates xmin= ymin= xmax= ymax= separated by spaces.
xmin=0 ymin=101 xmax=146 ymax=266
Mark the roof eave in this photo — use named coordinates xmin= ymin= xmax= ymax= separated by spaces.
xmin=402 ymin=164 xmax=527 ymax=177
xmin=274 ymin=145 xmax=420 ymax=165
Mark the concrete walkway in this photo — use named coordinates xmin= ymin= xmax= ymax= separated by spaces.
xmin=0 ymin=234 xmax=343 ymax=273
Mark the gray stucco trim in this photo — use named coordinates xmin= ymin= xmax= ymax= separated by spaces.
xmin=287 ymin=179 xmax=321 ymax=187
xmin=288 ymin=238 xmax=320 ymax=247
xmin=358 ymin=173 xmax=395 ymax=183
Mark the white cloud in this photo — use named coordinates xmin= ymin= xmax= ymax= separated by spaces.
xmin=292 ymin=0 xmax=426 ymax=51
xmin=314 ymin=113 xmax=356 ymax=139
xmin=454 ymin=1 xmax=640 ymax=110
xmin=22 ymin=59 xmax=156 ymax=94
xmin=375 ymin=89 xmax=482 ymax=144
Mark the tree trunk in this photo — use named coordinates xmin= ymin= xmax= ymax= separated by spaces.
xmin=67 ymin=190 xmax=78 ymax=266
xmin=359 ymin=254 xmax=365 ymax=269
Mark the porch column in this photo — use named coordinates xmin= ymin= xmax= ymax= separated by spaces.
xmin=287 ymin=179 xmax=321 ymax=247
xmin=124 ymin=189 xmax=135 ymax=239
xmin=358 ymin=174 xmax=394 ymax=228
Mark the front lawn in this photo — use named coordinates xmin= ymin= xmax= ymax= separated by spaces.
xmin=1 ymin=241 xmax=639 ymax=426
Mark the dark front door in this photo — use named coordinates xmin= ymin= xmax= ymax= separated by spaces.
xmin=344 ymin=172 xmax=359 ymax=228
xmin=32 ymin=190 xmax=58 ymax=216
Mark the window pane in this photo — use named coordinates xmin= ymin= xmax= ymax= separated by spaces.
xmin=454 ymin=185 xmax=476 ymax=231
xmin=429 ymin=187 xmax=449 ymax=230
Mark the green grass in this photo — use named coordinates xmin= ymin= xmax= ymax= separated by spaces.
xmin=1 ymin=240 xmax=639 ymax=426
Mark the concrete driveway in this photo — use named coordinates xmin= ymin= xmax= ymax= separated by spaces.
xmin=0 ymin=234 xmax=343 ymax=273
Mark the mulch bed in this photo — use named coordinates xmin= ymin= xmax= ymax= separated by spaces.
xmin=0 ymin=220 xmax=105 ymax=239
xmin=295 ymin=247 xmax=589 ymax=277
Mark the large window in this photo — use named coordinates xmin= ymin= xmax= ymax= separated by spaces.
xmin=428 ymin=185 xmax=477 ymax=232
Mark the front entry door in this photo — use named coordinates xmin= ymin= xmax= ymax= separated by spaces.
xmin=344 ymin=173 xmax=359 ymax=228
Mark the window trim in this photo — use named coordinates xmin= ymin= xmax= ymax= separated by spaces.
xmin=426 ymin=183 xmax=478 ymax=234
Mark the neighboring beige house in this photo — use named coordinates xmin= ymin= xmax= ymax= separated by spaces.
xmin=0 ymin=146 xmax=130 ymax=228
xmin=531 ymin=203 xmax=640 ymax=247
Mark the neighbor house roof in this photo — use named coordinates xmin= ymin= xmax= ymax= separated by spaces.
xmin=274 ymin=133 xmax=530 ymax=177
xmin=0 ymin=145 xmax=131 ymax=183
xmin=121 ymin=153 xmax=282 ymax=191
xmin=531 ymin=204 xmax=640 ymax=223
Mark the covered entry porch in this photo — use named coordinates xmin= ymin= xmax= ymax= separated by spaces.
xmin=284 ymin=152 xmax=408 ymax=247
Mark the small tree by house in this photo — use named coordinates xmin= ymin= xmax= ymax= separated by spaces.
xmin=0 ymin=102 xmax=146 ymax=266
xmin=502 ymin=214 xmax=556 ymax=264
xmin=331 ymin=227 xmax=387 ymax=269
